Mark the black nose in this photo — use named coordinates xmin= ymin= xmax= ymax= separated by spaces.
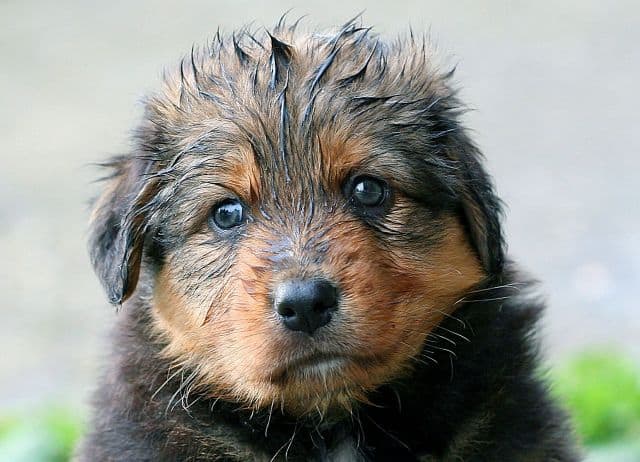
xmin=274 ymin=279 xmax=338 ymax=335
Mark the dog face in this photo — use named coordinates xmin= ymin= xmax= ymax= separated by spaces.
xmin=89 ymin=23 xmax=504 ymax=414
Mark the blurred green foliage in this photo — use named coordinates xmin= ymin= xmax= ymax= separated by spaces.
xmin=0 ymin=408 xmax=82 ymax=462
xmin=551 ymin=351 xmax=640 ymax=446
xmin=0 ymin=351 xmax=638 ymax=461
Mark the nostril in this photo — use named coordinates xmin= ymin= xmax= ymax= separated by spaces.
xmin=278 ymin=304 xmax=296 ymax=318
xmin=315 ymin=283 xmax=338 ymax=312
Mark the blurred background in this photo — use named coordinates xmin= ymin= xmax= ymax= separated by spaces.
xmin=1 ymin=0 xmax=638 ymax=460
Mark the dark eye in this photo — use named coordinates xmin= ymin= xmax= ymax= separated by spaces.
xmin=351 ymin=176 xmax=387 ymax=207
xmin=210 ymin=199 xmax=246 ymax=230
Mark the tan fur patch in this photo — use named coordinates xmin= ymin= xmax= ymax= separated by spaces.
xmin=151 ymin=203 xmax=484 ymax=416
xmin=318 ymin=132 xmax=372 ymax=188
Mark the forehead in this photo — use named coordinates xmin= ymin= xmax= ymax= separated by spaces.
xmin=166 ymin=126 xmax=417 ymax=206
xmin=143 ymin=25 xmax=457 ymax=203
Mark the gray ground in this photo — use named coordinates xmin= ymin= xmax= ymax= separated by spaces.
xmin=1 ymin=0 xmax=638 ymax=419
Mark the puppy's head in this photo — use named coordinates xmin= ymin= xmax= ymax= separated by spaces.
xmin=89 ymin=22 xmax=504 ymax=415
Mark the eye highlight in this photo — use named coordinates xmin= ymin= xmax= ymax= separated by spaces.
xmin=210 ymin=199 xmax=246 ymax=230
xmin=350 ymin=176 xmax=388 ymax=207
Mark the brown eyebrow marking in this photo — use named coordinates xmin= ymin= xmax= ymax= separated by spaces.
xmin=316 ymin=130 xmax=373 ymax=191
xmin=223 ymin=147 xmax=262 ymax=203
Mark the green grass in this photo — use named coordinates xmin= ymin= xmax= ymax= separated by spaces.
xmin=1 ymin=351 xmax=638 ymax=461
xmin=551 ymin=351 xmax=640 ymax=446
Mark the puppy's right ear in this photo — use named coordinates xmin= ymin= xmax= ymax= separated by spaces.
xmin=88 ymin=156 xmax=157 ymax=305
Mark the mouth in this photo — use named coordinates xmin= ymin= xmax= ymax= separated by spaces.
xmin=270 ymin=352 xmax=347 ymax=382
xmin=268 ymin=350 xmax=390 ymax=385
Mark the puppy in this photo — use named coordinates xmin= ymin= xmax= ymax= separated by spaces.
xmin=78 ymin=20 xmax=580 ymax=461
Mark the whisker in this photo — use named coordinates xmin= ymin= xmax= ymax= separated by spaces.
xmin=150 ymin=367 xmax=182 ymax=401
xmin=463 ymin=282 xmax=524 ymax=295
xmin=435 ymin=325 xmax=470 ymax=343
xmin=264 ymin=400 xmax=275 ymax=437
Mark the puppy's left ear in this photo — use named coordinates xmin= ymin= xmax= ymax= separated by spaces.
xmin=88 ymin=156 xmax=157 ymax=305
xmin=450 ymin=142 xmax=505 ymax=275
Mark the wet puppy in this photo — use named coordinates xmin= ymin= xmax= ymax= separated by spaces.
xmin=78 ymin=19 xmax=580 ymax=461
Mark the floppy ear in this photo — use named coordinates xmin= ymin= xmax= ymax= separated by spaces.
xmin=453 ymin=144 xmax=505 ymax=275
xmin=88 ymin=156 xmax=157 ymax=305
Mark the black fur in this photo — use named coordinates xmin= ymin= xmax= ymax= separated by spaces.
xmin=79 ymin=21 xmax=580 ymax=461
xmin=78 ymin=271 xmax=579 ymax=461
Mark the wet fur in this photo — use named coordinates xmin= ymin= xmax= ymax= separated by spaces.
xmin=78 ymin=19 xmax=580 ymax=461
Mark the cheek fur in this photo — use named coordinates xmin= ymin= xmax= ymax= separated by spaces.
xmin=149 ymin=208 xmax=484 ymax=414
xmin=150 ymin=232 xmax=300 ymax=406
xmin=320 ymin=214 xmax=484 ymax=378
